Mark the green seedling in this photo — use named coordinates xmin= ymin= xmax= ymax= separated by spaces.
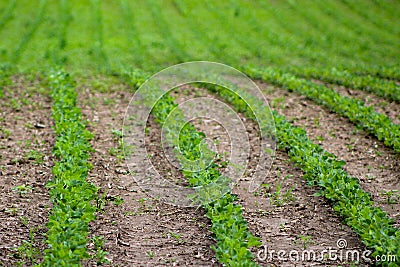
xmin=5 ymin=207 xmax=19 ymax=216
xmin=102 ymin=98 xmax=116 ymax=105
xmin=366 ymin=174 xmax=376 ymax=180
xmin=271 ymin=96 xmax=286 ymax=109
xmin=169 ymin=231 xmax=182 ymax=241
xmin=137 ymin=197 xmax=147 ymax=207
xmin=19 ymin=216 xmax=29 ymax=227
xmin=279 ymin=222 xmax=286 ymax=232
xmin=108 ymin=147 xmax=117 ymax=156
xmin=147 ymin=251 xmax=154 ymax=259
xmin=111 ymin=129 xmax=123 ymax=139
xmin=25 ymin=140 xmax=32 ymax=148
xmin=169 ymin=231 xmax=185 ymax=244
xmin=96 ymin=192 xmax=107 ymax=211
xmin=0 ymin=127 xmax=11 ymax=138
xmin=270 ymin=175 xmax=296 ymax=207
xmin=25 ymin=150 xmax=44 ymax=164
xmin=296 ymin=235 xmax=314 ymax=249
xmin=13 ymin=185 xmax=33 ymax=196
xmin=313 ymin=117 xmax=320 ymax=127
xmin=110 ymin=128 xmax=134 ymax=162
xmin=10 ymin=99 xmax=21 ymax=110
xmin=112 ymin=196 xmax=124 ymax=206
xmin=91 ymin=236 xmax=109 ymax=265
xmin=13 ymin=228 xmax=40 ymax=265
xmin=261 ymin=183 xmax=271 ymax=191
xmin=380 ymin=190 xmax=400 ymax=205
xmin=24 ymin=123 xmax=34 ymax=129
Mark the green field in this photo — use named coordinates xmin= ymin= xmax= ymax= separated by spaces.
xmin=0 ymin=1 xmax=399 ymax=266
xmin=0 ymin=0 xmax=399 ymax=73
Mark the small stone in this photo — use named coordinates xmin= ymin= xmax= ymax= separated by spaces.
xmin=115 ymin=168 xmax=128 ymax=174
xmin=34 ymin=123 xmax=46 ymax=128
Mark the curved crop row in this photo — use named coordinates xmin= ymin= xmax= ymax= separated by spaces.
xmin=90 ymin=0 xmax=108 ymax=68
xmin=52 ymin=0 xmax=71 ymax=65
xmin=348 ymin=65 xmax=400 ymax=81
xmin=290 ymin=66 xmax=400 ymax=103
xmin=41 ymin=70 xmax=98 ymax=266
xmin=339 ymin=0 xmax=398 ymax=37
xmin=11 ymin=0 xmax=47 ymax=63
xmin=124 ymin=70 xmax=261 ymax=266
xmin=202 ymin=81 xmax=400 ymax=266
xmin=243 ymin=67 xmax=400 ymax=153
xmin=0 ymin=0 xmax=16 ymax=32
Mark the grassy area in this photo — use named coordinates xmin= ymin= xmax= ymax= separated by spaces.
xmin=0 ymin=0 xmax=398 ymax=73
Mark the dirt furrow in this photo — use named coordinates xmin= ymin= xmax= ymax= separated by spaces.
xmin=0 ymin=76 xmax=54 ymax=266
xmin=77 ymin=80 xmax=218 ymax=266
xmin=312 ymin=79 xmax=400 ymax=124
xmin=258 ymin=81 xmax=400 ymax=228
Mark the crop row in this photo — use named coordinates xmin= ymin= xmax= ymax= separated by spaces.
xmin=51 ymin=0 xmax=70 ymax=65
xmin=11 ymin=0 xmax=46 ymax=64
xmin=124 ymin=70 xmax=261 ymax=266
xmin=202 ymin=81 xmax=400 ymax=266
xmin=351 ymin=65 xmax=400 ymax=81
xmin=289 ymin=66 xmax=400 ymax=103
xmin=0 ymin=0 xmax=16 ymax=32
xmin=242 ymin=67 xmax=400 ymax=153
xmin=340 ymin=0 xmax=398 ymax=37
xmin=41 ymin=70 xmax=98 ymax=266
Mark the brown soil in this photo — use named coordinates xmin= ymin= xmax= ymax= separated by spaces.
xmin=0 ymin=76 xmax=54 ymax=266
xmin=313 ymin=79 xmax=400 ymax=124
xmin=76 ymin=81 xmax=219 ymax=266
xmin=258 ymin=81 xmax=400 ymax=229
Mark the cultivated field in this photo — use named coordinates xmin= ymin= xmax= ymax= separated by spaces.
xmin=0 ymin=1 xmax=399 ymax=266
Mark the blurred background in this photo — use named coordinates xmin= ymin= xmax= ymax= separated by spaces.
xmin=0 ymin=0 xmax=398 ymax=73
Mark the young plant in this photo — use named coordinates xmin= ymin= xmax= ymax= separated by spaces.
xmin=12 ymin=185 xmax=33 ymax=196
xmin=90 ymin=236 xmax=109 ymax=265
xmin=13 ymin=228 xmax=40 ymax=265
xmin=296 ymin=235 xmax=314 ymax=249
xmin=25 ymin=149 xmax=44 ymax=164
xmin=380 ymin=190 xmax=400 ymax=205
xmin=147 ymin=251 xmax=154 ymax=259
xmin=270 ymin=175 xmax=296 ymax=207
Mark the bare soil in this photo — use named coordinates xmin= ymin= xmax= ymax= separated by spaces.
xmin=0 ymin=76 xmax=54 ymax=266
